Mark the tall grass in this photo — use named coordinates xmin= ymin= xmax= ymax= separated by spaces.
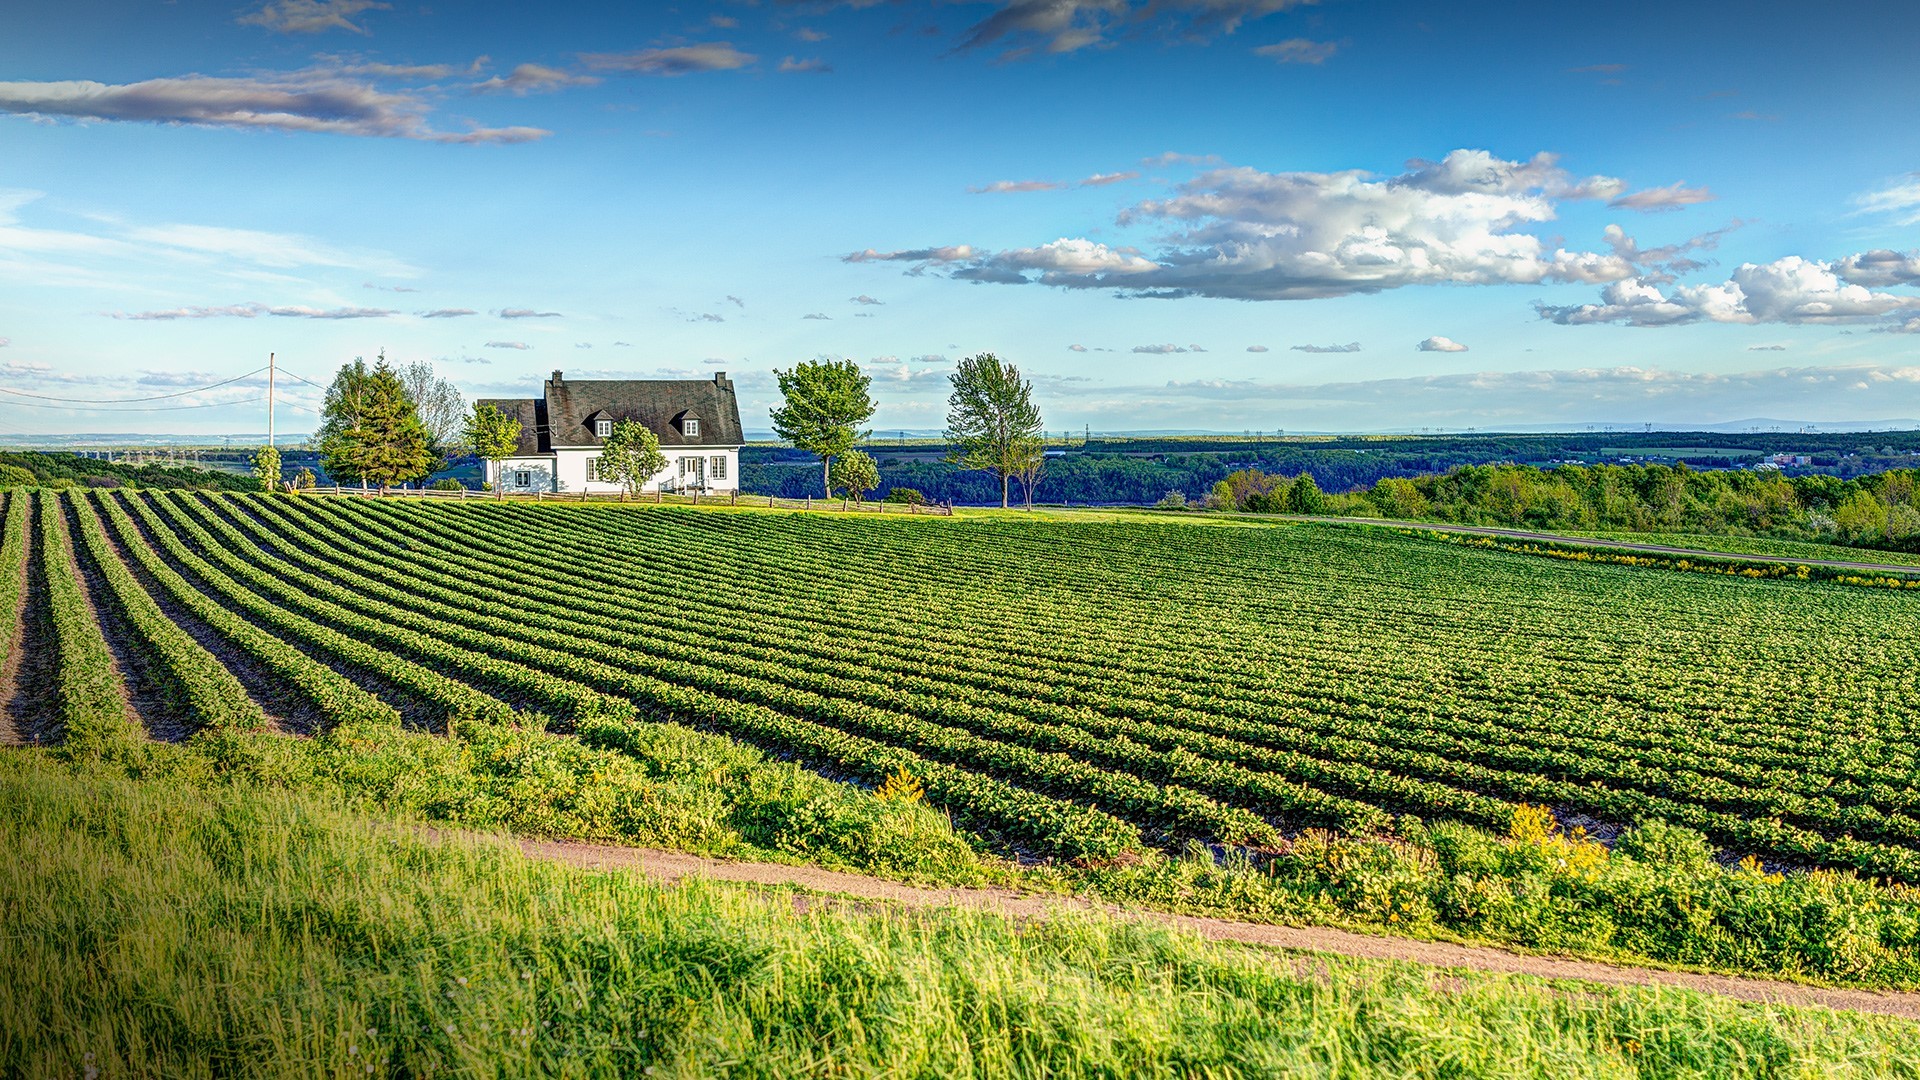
xmin=4 ymin=753 xmax=1920 ymax=1078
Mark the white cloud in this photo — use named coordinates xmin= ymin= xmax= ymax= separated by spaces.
xmin=1835 ymin=249 xmax=1920 ymax=288
xmin=861 ymin=149 xmax=1650 ymax=300
xmin=850 ymin=294 xmax=884 ymax=305
xmin=1539 ymin=255 xmax=1920 ymax=328
xmin=1417 ymin=336 xmax=1468 ymax=352
xmin=1855 ymin=174 xmax=1920 ymax=226
xmin=1253 ymin=38 xmax=1337 ymax=64
xmin=1132 ymin=343 xmax=1191 ymax=353
xmin=1608 ymin=182 xmax=1716 ymax=212
xmin=498 ymin=307 xmax=561 ymax=318
xmin=802 ymin=312 xmax=831 ymax=320
xmin=582 ymin=44 xmax=757 ymax=76
xmin=105 ymin=302 xmax=395 ymax=320
xmin=121 ymin=222 xmax=412 ymax=273
xmin=1291 ymin=342 xmax=1360 ymax=353
xmin=418 ymin=308 xmax=475 ymax=318
xmin=969 ymin=179 xmax=1066 ymax=194
xmin=0 ymin=74 xmax=547 ymax=142
xmin=1069 ymin=343 xmax=1089 ymax=351
xmin=1245 ymin=344 xmax=1268 ymax=352
xmin=0 ymin=338 xmax=8 ymax=348
xmin=485 ymin=340 xmax=530 ymax=350
xmin=1749 ymin=344 xmax=1787 ymax=351
xmin=1080 ymin=171 xmax=1138 ymax=187
xmin=779 ymin=57 xmax=833 ymax=74
xmin=238 ymin=0 xmax=389 ymax=35
xmin=471 ymin=64 xmax=599 ymax=95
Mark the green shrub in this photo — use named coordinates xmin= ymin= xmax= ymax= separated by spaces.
xmin=1616 ymin=820 xmax=1716 ymax=871
xmin=883 ymin=487 xmax=926 ymax=505
xmin=429 ymin=478 xmax=465 ymax=491
xmin=0 ymin=464 xmax=34 ymax=487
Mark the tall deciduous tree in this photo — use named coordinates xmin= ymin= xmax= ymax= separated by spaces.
xmin=770 ymin=359 xmax=875 ymax=497
xmin=315 ymin=358 xmax=373 ymax=487
xmin=596 ymin=418 xmax=668 ymax=501
xmin=318 ymin=357 xmax=435 ymax=493
xmin=398 ymin=360 xmax=468 ymax=467
xmin=465 ymin=402 xmax=522 ymax=497
xmin=945 ymin=352 xmax=1044 ymax=509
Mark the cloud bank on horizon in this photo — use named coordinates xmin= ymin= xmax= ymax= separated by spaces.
xmin=0 ymin=0 xmax=1917 ymax=433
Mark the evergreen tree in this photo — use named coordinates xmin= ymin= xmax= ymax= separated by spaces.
xmin=318 ymin=356 xmax=434 ymax=493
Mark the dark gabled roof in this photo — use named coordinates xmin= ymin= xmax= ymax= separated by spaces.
xmin=544 ymin=371 xmax=744 ymax=448
xmin=473 ymin=397 xmax=548 ymax=456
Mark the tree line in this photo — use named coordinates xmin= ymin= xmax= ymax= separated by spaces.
xmin=1204 ymin=462 xmax=1920 ymax=551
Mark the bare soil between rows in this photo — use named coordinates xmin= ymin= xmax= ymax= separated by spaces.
xmin=502 ymin=834 xmax=1920 ymax=1022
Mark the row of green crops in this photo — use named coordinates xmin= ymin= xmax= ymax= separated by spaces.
xmin=26 ymin=490 xmax=1920 ymax=877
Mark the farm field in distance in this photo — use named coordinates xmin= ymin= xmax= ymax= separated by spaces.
xmin=8 ymin=489 xmax=1920 ymax=882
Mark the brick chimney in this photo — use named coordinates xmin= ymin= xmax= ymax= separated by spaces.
xmin=713 ymin=371 xmax=731 ymax=388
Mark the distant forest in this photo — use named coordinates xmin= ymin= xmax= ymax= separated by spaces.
xmin=0 ymin=451 xmax=254 ymax=493
xmin=742 ymin=429 xmax=1920 ymax=508
xmin=1220 ymin=464 xmax=1920 ymax=552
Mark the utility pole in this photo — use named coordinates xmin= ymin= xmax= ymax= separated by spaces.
xmin=267 ymin=352 xmax=276 ymax=448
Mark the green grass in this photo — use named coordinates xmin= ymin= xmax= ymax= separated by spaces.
xmin=7 ymin=751 xmax=1920 ymax=1078
xmin=1563 ymin=530 xmax=1920 ymax=568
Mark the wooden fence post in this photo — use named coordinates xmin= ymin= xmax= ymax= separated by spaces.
xmin=730 ymin=491 xmax=736 ymax=506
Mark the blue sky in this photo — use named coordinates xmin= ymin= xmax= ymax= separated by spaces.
xmin=1 ymin=0 xmax=1917 ymax=437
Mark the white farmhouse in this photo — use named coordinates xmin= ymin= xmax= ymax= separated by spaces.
xmin=478 ymin=370 xmax=744 ymax=494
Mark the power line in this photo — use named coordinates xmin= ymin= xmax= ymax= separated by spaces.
xmin=0 ymin=366 xmax=270 ymax=403
xmin=0 ymin=393 xmax=267 ymax=413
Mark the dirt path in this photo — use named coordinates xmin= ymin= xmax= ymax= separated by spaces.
xmin=1280 ymin=515 xmax=1920 ymax=576
xmin=513 ymin=836 xmax=1920 ymax=1021
xmin=1 ymin=499 xmax=59 ymax=746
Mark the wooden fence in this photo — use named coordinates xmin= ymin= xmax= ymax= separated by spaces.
xmin=319 ymin=486 xmax=954 ymax=515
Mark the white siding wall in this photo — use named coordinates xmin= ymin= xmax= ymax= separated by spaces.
xmin=485 ymin=457 xmax=557 ymax=492
xmin=552 ymin=447 xmax=740 ymax=493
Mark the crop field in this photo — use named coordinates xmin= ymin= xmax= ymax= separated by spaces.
xmin=6 ymin=489 xmax=1920 ymax=878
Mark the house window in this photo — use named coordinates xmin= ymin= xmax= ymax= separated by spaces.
xmin=513 ymin=470 xmax=531 ymax=488
xmin=710 ymin=455 xmax=727 ymax=480
xmin=595 ymin=419 xmax=612 ymax=438
xmin=585 ymin=456 xmax=599 ymax=482
xmin=678 ymin=456 xmax=692 ymax=478
xmin=684 ymin=417 xmax=700 ymax=437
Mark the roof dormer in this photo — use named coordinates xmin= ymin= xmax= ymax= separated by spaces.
xmin=585 ymin=409 xmax=614 ymax=439
xmin=674 ymin=410 xmax=702 ymax=439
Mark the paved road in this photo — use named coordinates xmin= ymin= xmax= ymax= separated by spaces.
xmin=509 ymin=834 xmax=1920 ymax=1020
xmin=1274 ymin=515 xmax=1920 ymax=576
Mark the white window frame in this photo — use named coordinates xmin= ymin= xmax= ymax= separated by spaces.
xmin=678 ymin=456 xmax=692 ymax=478
xmin=513 ymin=470 xmax=531 ymax=488
xmin=595 ymin=419 xmax=612 ymax=438
xmin=585 ymin=455 xmax=599 ymax=482
xmin=710 ymin=455 xmax=727 ymax=480
xmin=684 ymin=417 xmax=700 ymax=438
